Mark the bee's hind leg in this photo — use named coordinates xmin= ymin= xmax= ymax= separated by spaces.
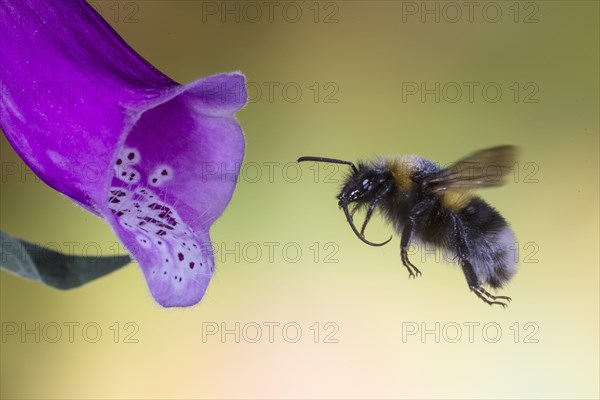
xmin=477 ymin=286 xmax=512 ymax=303
xmin=452 ymin=214 xmax=510 ymax=308
xmin=460 ymin=260 xmax=510 ymax=308
xmin=472 ymin=286 xmax=510 ymax=308
xmin=400 ymin=220 xmax=422 ymax=279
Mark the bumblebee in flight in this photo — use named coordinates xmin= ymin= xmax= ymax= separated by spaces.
xmin=298 ymin=146 xmax=518 ymax=307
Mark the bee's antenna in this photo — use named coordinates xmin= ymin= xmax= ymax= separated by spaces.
xmin=297 ymin=156 xmax=358 ymax=173
xmin=340 ymin=203 xmax=392 ymax=247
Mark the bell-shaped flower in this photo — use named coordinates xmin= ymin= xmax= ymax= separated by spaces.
xmin=0 ymin=0 xmax=247 ymax=307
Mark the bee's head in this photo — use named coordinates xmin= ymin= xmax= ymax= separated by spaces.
xmin=297 ymin=155 xmax=394 ymax=247
xmin=337 ymin=163 xmax=392 ymax=207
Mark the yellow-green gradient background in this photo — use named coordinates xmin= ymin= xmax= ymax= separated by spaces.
xmin=1 ymin=1 xmax=598 ymax=398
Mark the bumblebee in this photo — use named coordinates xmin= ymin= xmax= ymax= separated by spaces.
xmin=298 ymin=146 xmax=518 ymax=307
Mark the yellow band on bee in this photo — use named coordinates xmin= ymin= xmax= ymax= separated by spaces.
xmin=441 ymin=191 xmax=472 ymax=211
xmin=390 ymin=155 xmax=417 ymax=191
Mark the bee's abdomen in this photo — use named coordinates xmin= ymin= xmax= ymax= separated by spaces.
xmin=458 ymin=198 xmax=518 ymax=288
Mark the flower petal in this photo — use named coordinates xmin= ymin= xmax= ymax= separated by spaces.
xmin=0 ymin=1 xmax=247 ymax=306
xmin=106 ymin=77 xmax=245 ymax=306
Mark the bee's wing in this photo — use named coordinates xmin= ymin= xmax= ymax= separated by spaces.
xmin=425 ymin=145 xmax=518 ymax=193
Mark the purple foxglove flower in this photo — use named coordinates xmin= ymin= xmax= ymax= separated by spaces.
xmin=0 ymin=1 xmax=247 ymax=307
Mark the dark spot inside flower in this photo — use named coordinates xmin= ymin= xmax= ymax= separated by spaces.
xmin=152 ymin=178 xmax=157 ymax=183
xmin=121 ymin=172 xmax=127 ymax=176
xmin=116 ymin=158 xmax=122 ymax=165
xmin=152 ymin=270 xmax=155 ymax=274
xmin=139 ymin=221 xmax=146 ymax=226
xmin=156 ymin=229 xmax=167 ymax=236
xmin=158 ymin=240 xmax=162 ymax=245
xmin=151 ymin=206 xmax=175 ymax=223
xmin=179 ymin=277 xmax=182 ymax=282
xmin=161 ymin=169 xmax=168 ymax=176
xmin=149 ymin=203 xmax=170 ymax=212
xmin=174 ymin=275 xmax=177 ymax=280
xmin=128 ymin=152 xmax=135 ymax=160
xmin=163 ymin=271 xmax=167 ymax=275
xmin=165 ymin=258 xmax=169 ymax=262
xmin=116 ymin=211 xmax=124 ymax=216
xmin=178 ymin=253 xmax=184 ymax=261
xmin=189 ymin=262 xmax=195 ymax=269
xmin=142 ymin=217 xmax=173 ymax=229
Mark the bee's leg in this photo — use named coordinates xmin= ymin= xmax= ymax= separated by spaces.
xmin=452 ymin=215 xmax=510 ymax=307
xmin=349 ymin=203 xmax=360 ymax=218
xmin=360 ymin=201 xmax=377 ymax=235
xmin=477 ymin=286 xmax=512 ymax=302
xmin=400 ymin=219 xmax=421 ymax=278
xmin=463 ymin=263 xmax=510 ymax=308
xmin=359 ymin=181 xmax=395 ymax=236
xmin=400 ymin=200 xmax=436 ymax=279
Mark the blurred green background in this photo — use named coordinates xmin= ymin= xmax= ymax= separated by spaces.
xmin=1 ymin=1 xmax=598 ymax=398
